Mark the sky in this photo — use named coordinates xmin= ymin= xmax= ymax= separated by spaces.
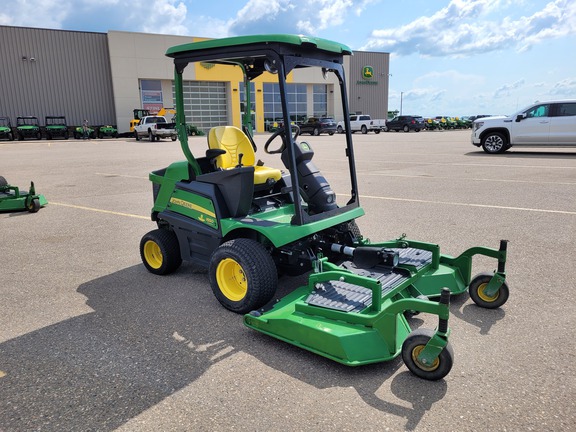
xmin=1 ymin=0 xmax=575 ymax=117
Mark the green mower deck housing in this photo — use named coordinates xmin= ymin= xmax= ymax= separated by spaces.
xmin=0 ymin=176 xmax=47 ymax=213
xmin=139 ymin=34 xmax=510 ymax=380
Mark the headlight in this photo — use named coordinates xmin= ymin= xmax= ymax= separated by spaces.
xmin=473 ymin=121 xmax=484 ymax=131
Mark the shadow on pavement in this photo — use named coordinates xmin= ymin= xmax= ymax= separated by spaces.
xmin=0 ymin=265 xmax=451 ymax=431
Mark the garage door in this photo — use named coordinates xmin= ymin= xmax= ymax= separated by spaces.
xmin=177 ymin=81 xmax=228 ymax=133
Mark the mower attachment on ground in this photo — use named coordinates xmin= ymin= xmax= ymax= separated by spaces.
xmin=0 ymin=176 xmax=47 ymax=213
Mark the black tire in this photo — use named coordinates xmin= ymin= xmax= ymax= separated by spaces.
xmin=134 ymin=131 xmax=140 ymax=141
xmin=149 ymin=131 xmax=154 ymax=142
xmin=468 ymin=272 xmax=509 ymax=309
xmin=374 ymin=129 xmax=380 ymax=134
xmin=481 ymin=132 xmax=507 ymax=154
xmin=64 ymin=131 xmax=69 ymax=140
xmin=140 ymin=229 xmax=182 ymax=275
xmin=27 ymin=198 xmax=40 ymax=213
xmin=8 ymin=132 xmax=14 ymax=141
xmin=209 ymin=238 xmax=277 ymax=314
xmin=313 ymin=127 xmax=320 ymax=136
xmin=337 ymin=125 xmax=344 ymax=134
xmin=328 ymin=131 xmax=334 ymax=136
xmin=415 ymin=128 xmax=420 ymax=132
xmin=171 ymin=135 xmax=177 ymax=141
xmin=0 ymin=176 xmax=7 ymax=187
xmin=46 ymin=134 xmax=52 ymax=140
xmin=361 ymin=125 xmax=368 ymax=134
xmin=402 ymin=328 xmax=454 ymax=381
xmin=403 ymin=125 xmax=410 ymax=132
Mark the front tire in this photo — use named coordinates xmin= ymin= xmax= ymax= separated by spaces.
xmin=481 ymin=132 xmax=507 ymax=154
xmin=134 ymin=131 xmax=140 ymax=141
xmin=140 ymin=229 xmax=182 ymax=275
xmin=209 ymin=239 xmax=277 ymax=314
xmin=468 ymin=272 xmax=509 ymax=309
xmin=402 ymin=329 xmax=454 ymax=381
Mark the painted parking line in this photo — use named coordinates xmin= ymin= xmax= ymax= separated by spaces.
xmin=345 ymin=194 xmax=576 ymax=216
xmin=95 ymin=172 xmax=148 ymax=180
xmin=349 ymin=172 xmax=576 ymax=186
xmin=50 ymin=202 xmax=149 ymax=219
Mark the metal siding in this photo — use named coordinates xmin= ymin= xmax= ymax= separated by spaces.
xmin=0 ymin=26 xmax=115 ymax=128
xmin=348 ymin=51 xmax=390 ymax=120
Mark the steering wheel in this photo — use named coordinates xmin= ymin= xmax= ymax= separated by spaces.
xmin=264 ymin=124 xmax=300 ymax=154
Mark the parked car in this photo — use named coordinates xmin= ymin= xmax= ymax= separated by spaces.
xmin=386 ymin=115 xmax=425 ymax=132
xmin=336 ymin=114 xmax=386 ymax=134
xmin=299 ymin=117 xmax=336 ymax=135
xmin=472 ymin=99 xmax=576 ymax=154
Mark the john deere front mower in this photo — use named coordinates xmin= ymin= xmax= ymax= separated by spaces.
xmin=139 ymin=35 xmax=510 ymax=380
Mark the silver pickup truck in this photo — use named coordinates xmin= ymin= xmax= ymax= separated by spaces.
xmin=133 ymin=116 xmax=177 ymax=141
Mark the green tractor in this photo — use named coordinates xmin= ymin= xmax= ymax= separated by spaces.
xmin=139 ymin=35 xmax=510 ymax=380
xmin=0 ymin=176 xmax=47 ymax=213
xmin=16 ymin=116 xmax=42 ymax=140
xmin=97 ymin=125 xmax=118 ymax=139
xmin=0 ymin=117 xmax=15 ymax=141
xmin=44 ymin=116 xmax=69 ymax=140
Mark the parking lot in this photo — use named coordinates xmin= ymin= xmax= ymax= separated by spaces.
xmin=1 ymin=130 xmax=575 ymax=431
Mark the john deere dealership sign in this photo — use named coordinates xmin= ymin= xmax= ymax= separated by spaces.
xmin=357 ymin=65 xmax=378 ymax=85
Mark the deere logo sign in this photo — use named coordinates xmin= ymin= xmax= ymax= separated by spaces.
xmin=362 ymin=66 xmax=374 ymax=80
xmin=357 ymin=66 xmax=378 ymax=86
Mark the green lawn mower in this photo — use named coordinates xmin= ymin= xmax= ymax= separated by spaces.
xmin=0 ymin=117 xmax=15 ymax=141
xmin=44 ymin=116 xmax=69 ymax=140
xmin=0 ymin=176 xmax=47 ymax=213
xmin=139 ymin=35 xmax=510 ymax=380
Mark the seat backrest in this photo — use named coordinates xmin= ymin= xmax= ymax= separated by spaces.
xmin=208 ymin=126 xmax=255 ymax=169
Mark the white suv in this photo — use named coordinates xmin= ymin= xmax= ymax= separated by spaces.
xmin=471 ymin=100 xmax=576 ymax=154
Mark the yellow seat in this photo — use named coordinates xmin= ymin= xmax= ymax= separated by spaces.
xmin=208 ymin=126 xmax=282 ymax=185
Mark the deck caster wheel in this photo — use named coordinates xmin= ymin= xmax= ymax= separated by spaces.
xmin=402 ymin=328 xmax=453 ymax=381
xmin=468 ymin=272 xmax=509 ymax=309
xmin=140 ymin=229 xmax=182 ymax=275
xmin=27 ymin=198 xmax=41 ymax=213
xmin=209 ymin=239 xmax=277 ymax=314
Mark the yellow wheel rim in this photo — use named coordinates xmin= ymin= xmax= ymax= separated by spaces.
xmin=216 ymin=258 xmax=247 ymax=302
xmin=412 ymin=345 xmax=440 ymax=372
xmin=477 ymin=282 xmax=499 ymax=302
xmin=143 ymin=240 xmax=163 ymax=270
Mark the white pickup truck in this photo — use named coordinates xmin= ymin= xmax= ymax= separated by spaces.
xmin=336 ymin=114 xmax=387 ymax=134
xmin=134 ymin=116 xmax=177 ymax=141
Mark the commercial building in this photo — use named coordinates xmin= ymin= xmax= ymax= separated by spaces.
xmin=0 ymin=26 xmax=389 ymax=134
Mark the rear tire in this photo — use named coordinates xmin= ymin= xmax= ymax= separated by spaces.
xmin=403 ymin=125 xmax=410 ymax=132
xmin=337 ymin=125 xmax=343 ymax=134
xmin=313 ymin=128 xmax=320 ymax=136
xmin=361 ymin=125 xmax=368 ymax=134
xmin=0 ymin=176 xmax=7 ymax=187
xmin=209 ymin=238 xmax=277 ymax=314
xmin=140 ymin=229 xmax=182 ymax=275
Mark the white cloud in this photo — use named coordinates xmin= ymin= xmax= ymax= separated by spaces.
xmin=494 ymin=78 xmax=526 ymax=98
xmin=549 ymin=77 xmax=576 ymax=95
xmin=362 ymin=0 xmax=576 ymax=57
xmin=138 ymin=0 xmax=188 ymax=35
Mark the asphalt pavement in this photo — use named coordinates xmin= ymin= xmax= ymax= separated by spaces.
xmin=1 ymin=130 xmax=575 ymax=431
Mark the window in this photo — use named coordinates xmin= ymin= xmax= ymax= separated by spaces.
xmin=263 ymin=83 xmax=308 ymax=127
xmin=173 ymin=81 xmax=228 ymax=132
xmin=525 ymin=104 xmax=550 ymax=118
xmin=556 ymin=103 xmax=576 ymax=116
xmin=313 ymin=84 xmax=328 ymax=117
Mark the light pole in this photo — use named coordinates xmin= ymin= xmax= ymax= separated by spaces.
xmin=400 ymin=91 xmax=403 ymax=116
